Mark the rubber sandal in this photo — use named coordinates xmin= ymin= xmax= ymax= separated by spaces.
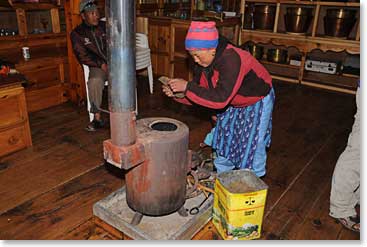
xmin=337 ymin=215 xmax=360 ymax=233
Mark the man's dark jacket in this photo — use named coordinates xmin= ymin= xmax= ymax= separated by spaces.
xmin=70 ymin=21 xmax=107 ymax=68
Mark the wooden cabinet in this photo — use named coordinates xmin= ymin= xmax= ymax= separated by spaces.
xmin=137 ymin=0 xmax=242 ymax=17
xmin=148 ymin=17 xmax=172 ymax=76
xmin=240 ymin=0 xmax=360 ymax=94
xmin=0 ymin=0 xmax=68 ymax=111
xmin=170 ymin=20 xmax=193 ymax=80
xmin=137 ymin=0 xmax=192 ymax=17
xmin=137 ymin=0 xmax=160 ymax=16
xmin=0 ymin=83 xmax=32 ymax=157
xmin=14 ymin=50 xmax=68 ymax=112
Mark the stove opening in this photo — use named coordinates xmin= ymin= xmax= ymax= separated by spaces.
xmin=150 ymin=122 xmax=177 ymax=131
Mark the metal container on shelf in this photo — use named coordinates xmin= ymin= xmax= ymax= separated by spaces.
xmin=321 ymin=0 xmax=349 ymax=2
xmin=243 ymin=3 xmax=255 ymax=29
xmin=324 ymin=8 xmax=357 ymax=38
xmin=243 ymin=43 xmax=264 ymax=60
xmin=253 ymin=4 xmax=276 ymax=31
xmin=284 ymin=7 xmax=313 ymax=34
xmin=267 ymin=48 xmax=288 ymax=64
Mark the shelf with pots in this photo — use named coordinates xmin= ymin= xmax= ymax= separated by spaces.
xmin=239 ymin=0 xmax=359 ymax=94
xmin=241 ymin=41 xmax=302 ymax=82
xmin=241 ymin=41 xmax=359 ymax=94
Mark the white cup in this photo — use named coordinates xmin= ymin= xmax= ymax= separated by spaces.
xmin=22 ymin=47 xmax=30 ymax=60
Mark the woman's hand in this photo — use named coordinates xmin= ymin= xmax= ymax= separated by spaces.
xmin=168 ymin=78 xmax=188 ymax=93
xmin=162 ymin=85 xmax=174 ymax=97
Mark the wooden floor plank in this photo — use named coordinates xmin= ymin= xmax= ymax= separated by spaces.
xmin=62 ymin=218 xmax=115 ymax=240
xmin=0 ymin=143 xmax=104 ymax=214
xmin=337 ymin=226 xmax=360 ymax=240
xmin=288 ymin=183 xmax=344 ymax=240
xmin=261 ymin=84 xmax=354 ymax=216
xmin=0 ymin=165 xmax=123 ymax=240
xmin=260 ymin=131 xmax=358 ymax=240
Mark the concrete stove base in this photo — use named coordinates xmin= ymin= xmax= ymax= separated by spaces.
xmin=93 ymin=186 xmax=213 ymax=240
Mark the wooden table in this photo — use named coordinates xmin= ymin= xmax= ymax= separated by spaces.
xmin=0 ymin=75 xmax=32 ymax=157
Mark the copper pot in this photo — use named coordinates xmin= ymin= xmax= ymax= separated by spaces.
xmin=284 ymin=7 xmax=313 ymax=34
xmin=324 ymin=8 xmax=357 ymax=38
xmin=253 ymin=4 xmax=276 ymax=31
xmin=267 ymin=48 xmax=288 ymax=64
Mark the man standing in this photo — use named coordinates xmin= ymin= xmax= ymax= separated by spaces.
xmin=71 ymin=0 xmax=107 ymax=131
xmin=329 ymin=84 xmax=360 ymax=233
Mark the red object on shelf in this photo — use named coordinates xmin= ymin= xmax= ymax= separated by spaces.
xmin=0 ymin=65 xmax=10 ymax=76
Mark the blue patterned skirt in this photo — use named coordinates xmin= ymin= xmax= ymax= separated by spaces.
xmin=210 ymin=88 xmax=275 ymax=176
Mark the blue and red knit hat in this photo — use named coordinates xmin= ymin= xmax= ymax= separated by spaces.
xmin=185 ymin=21 xmax=219 ymax=51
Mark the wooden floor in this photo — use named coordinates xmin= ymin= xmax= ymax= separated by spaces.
xmin=0 ymin=76 xmax=359 ymax=240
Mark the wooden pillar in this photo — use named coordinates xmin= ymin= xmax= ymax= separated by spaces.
xmin=16 ymin=9 xmax=27 ymax=36
xmin=273 ymin=3 xmax=280 ymax=33
xmin=298 ymin=53 xmax=306 ymax=85
xmin=355 ymin=20 xmax=360 ymax=41
xmin=137 ymin=16 xmax=148 ymax=35
xmin=51 ymin=8 xmax=61 ymax=33
xmin=64 ymin=0 xmax=88 ymax=103
xmin=311 ymin=4 xmax=320 ymax=37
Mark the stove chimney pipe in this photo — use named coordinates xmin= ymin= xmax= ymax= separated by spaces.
xmin=106 ymin=0 xmax=136 ymax=146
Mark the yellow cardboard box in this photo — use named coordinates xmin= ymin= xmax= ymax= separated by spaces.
xmin=212 ymin=169 xmax=268 ymax=240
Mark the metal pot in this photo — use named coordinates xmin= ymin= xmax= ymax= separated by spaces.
xmin=326 ymin=8 xmax=357 ymax=19
xmin=324 ymin=8 xmax=357 ymax=38
xmin=253 ymin=4 xmax=276 ymax=31
xmin=284 ymin=7 xmax=313 ymax=34
xmin=244 ymin=3 xmax=255 ymax=29
xmin=267 ymin=48 xmax=288 ymax=64
xmin=245 ymin=44 xmax=264 ymax=60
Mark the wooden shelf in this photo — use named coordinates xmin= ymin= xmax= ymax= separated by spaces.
xmin=271 ymin=74 xmax=299 ymax=84
xmin=260 ymin=59 xmax=300 ymax=69
xmin=1 ymin=41 xmax=67 ymax=66
xmin=301 ymin=80 xmax=356 ymax=95
xmin=1 ymin=0 xmax=60 ymax=10
xmin=241 ymin=30 xmax=359 ymax=54
xmin=269 ymin=74 xmax=357 ymax=95
xmin=0 ymin=32 xmax=65 ymax=41
xmin=240 ymin=0 xmax=360 ymax=94
xmin=243 ymin=0 xmax=359 ymax=7
xmin=24 ymin=80 xmax=61 ymax=91
xmin=341 ymin=73 xmax=359 ymax=79
xmin=10 ymin=3 xmax=57 ymax=9
xmin=1 ymin=3 xmax=68 ymax=112
xmin=303 ymin=70 xmax=357 ymax=89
